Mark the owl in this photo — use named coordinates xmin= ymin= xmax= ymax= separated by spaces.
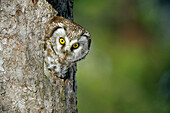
xmin=44 ymin=16 xmax=91 ymax=78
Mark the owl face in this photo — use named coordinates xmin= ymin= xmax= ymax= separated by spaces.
xmin=44 ymin=16 xmax=91 ymax=78
xmin=51 ymin=27 xmax=90 ymax=62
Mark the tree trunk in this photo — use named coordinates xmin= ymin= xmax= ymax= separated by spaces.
xmin=0 ymin=0 xmax=77 ymax=112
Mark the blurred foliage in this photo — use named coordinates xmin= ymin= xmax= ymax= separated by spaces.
xmin=73 ymin=0 xmax=170 ymax=113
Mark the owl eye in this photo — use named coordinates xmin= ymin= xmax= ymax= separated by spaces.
xmin=72 ymin=43 xmax=79 ymax=49
xmin=59 ymin=37 xmax=65 ymax=45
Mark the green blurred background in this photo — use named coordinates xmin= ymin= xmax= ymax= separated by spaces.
xmin=73 ymin=0 xmax=170 ymax=113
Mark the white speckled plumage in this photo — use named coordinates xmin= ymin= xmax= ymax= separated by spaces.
xmin=44 ymin=16 xmax=91 ymax=78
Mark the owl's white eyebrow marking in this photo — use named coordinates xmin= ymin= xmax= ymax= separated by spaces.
xmin=50 ymin=26 xmax=62 ymax=37
xmin=78 ymin=33 xmax=88 ymax=41
xmin=81 ymin=34 xmax=88 ymax=37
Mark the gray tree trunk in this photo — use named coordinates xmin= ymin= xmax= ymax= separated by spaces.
xmin=0 ymin=0 xmax=77 ymax=112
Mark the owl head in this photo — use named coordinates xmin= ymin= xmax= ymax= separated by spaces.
xmin=45 ymin=16 xmax=91 ymax=63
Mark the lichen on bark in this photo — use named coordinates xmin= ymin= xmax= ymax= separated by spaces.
xmin=0 ymin=0 xmax=77 ymax=112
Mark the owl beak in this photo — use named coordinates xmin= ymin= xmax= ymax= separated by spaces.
xmin=64 ymin=50 xmax=68 ymax=57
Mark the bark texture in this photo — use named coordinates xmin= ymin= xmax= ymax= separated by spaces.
xmin=0 ymin=0 xmax=77 ymax=112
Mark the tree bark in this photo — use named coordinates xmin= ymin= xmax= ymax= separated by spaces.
xmin=0 ymin=0 xmax=77 ymax=112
